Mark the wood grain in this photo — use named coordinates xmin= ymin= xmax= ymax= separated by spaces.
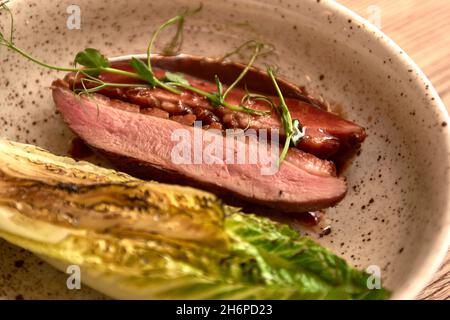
xmin=338 ymin=0 xmax=450 ymax=300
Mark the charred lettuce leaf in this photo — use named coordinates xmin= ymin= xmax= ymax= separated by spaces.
xmin=0 ymin=139 xmax=390 ymax=300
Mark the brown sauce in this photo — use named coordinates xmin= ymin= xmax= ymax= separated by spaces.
xmin=68 ymin=137 xmax=93 ymax=160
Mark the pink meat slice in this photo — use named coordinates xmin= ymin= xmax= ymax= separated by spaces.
xmin=52 ymin=79 xmax=347 ymax=212
xmin=64 ymin=57 xmax=366 ymax=161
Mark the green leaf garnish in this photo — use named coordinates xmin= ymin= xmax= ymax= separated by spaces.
xmin=163 ymin=71 xmax=190 ymax=86
xmin=130 ymin=57 xmax=157 ymax=86
xmin=215 ymin=75 xmax=224 ymax=99
xmin=74 ymin=48 xmax=110 ymax=71
xmin=130 ymin=57 xmax=181 ymax=94
xmin=209 ymin=75 xmax=224 ymax=107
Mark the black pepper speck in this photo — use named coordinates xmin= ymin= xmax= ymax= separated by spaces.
xmin=14 ymin=260 xmax=24 ymax=268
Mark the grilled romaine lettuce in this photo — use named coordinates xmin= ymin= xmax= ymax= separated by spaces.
xmin=0 ymin=139 xmax=390 ymax=299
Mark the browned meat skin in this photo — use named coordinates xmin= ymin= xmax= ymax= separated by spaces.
xmin=122 ymin=86 xmax=348 ymax=159
xmin=52 ymin=79 xmax=347 ymax=213
xmin=64 ymin=55 xmax=366 ymax=162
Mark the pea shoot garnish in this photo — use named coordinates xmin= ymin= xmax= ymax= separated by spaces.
xmin=0 ymin=3 xmax=305 ymax=166
xmin=267 ymin=67 xmax=305 ymax=165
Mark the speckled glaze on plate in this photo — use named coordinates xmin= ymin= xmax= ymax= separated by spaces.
xmin=0 ymin=0 xmax=449 ymax=300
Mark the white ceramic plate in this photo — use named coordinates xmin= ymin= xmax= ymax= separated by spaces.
xmin=0 ymin=0 xmax=449 ymax=299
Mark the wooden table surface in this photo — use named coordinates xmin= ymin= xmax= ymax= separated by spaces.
xmin=338 ymin=0 xmax=450 ymax=300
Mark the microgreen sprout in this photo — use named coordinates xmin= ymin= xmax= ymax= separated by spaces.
xmin=267 ymin=66 xmax=305 ymax=166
